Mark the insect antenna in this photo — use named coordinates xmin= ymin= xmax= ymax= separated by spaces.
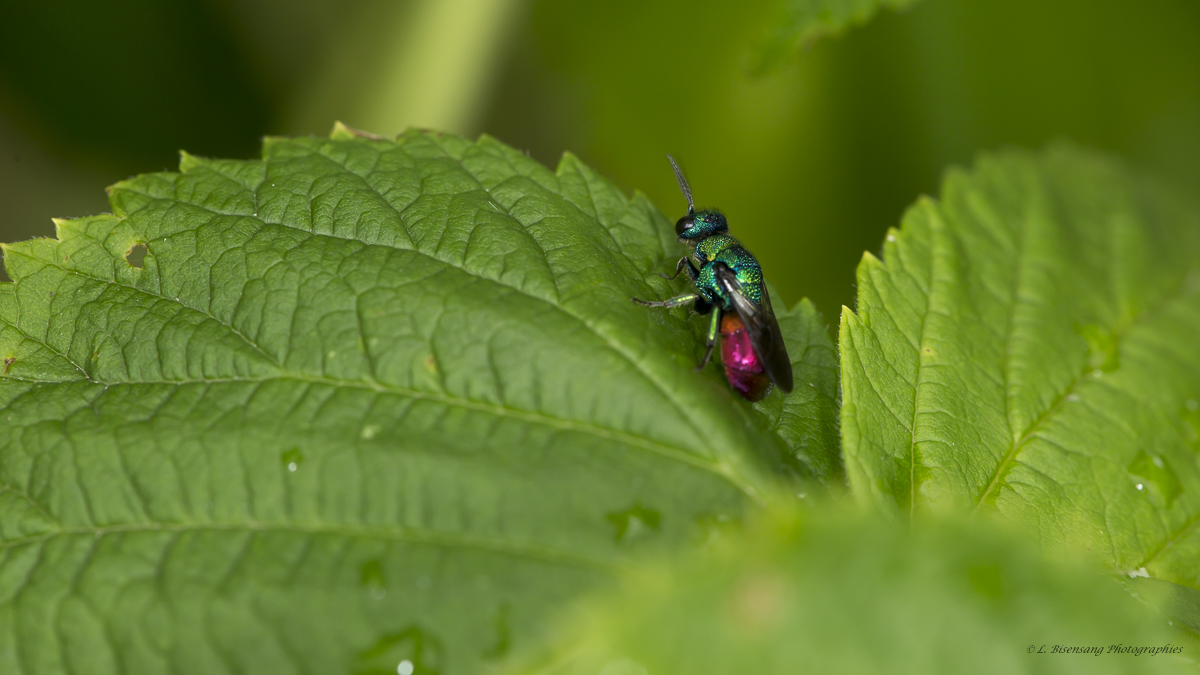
xmin=666 ymin=154 xmax=695 ymax=214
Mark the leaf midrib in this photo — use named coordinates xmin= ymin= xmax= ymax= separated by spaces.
xmin=5 ymin=200 xmax=752 ymax=490
xmin=0 ymin=520 xmax=623 ymax=572
xmin=972 ymin=263 xmax=1200 ymax=514
xmin=1139 ymin=510 xmax=1200 ymax=569
xmin=0 ymin=370 xmax=734 ymax=484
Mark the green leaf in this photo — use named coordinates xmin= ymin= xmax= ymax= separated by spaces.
xmin=840 ymin=145 xmax=1200 ymax=592
xmin=755 ymin=297 xmax=841 ymax=479
xmin=506 ymin=505 xmax=1191 ymax=674
xmin=0 ymin=127 xmax=836 ymax=673
xmin=750 ymin=0 xmax=922 ymax=73
xmin=1122 ymin=577 xmax=1200 ymax=637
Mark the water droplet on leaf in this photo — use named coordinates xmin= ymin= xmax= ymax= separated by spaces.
xmin=280 ymin=448 xmax=303 ymax=471
xmin=1128 ymin=450 xmax=1182 ymax=507
xmin=1075 ymin=323 xmax=1120 ymax=372
xmin=606 ymin=504 xmax=661 ymax=544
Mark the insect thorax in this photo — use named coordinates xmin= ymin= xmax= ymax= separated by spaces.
xmin=692 ymin=234 xmax=739 ymax=264
xmin=693 ymin=245 xmax=765 ymax=307
xmin=720 ymin=248 xmax=765 ymax=304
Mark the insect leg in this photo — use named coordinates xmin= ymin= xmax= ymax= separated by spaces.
xmin=631 ymin=293 xmax=700 ymax=308
xmin=658 ymin=256 xmax=691 ymax=280
xmin=695 ymin=309 xmax=720 ymax=371
xmin=657 ymin=257 xmax=701 ymax=283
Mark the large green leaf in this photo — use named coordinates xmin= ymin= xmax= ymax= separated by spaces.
xmin=840 ymin=145 xmax=1200 ymax=592
xmin=506 ymin=505 xmax=1191 ymax=675
xmin=0 ymin=126 xmax=836 ymax=674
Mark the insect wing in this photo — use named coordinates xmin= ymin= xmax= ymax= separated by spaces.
xmin=715 ymin=265 xmax=794 ymax=393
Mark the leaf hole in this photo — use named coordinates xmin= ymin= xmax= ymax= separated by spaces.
xmin=125 ymin=243 xmax=148 ymax=268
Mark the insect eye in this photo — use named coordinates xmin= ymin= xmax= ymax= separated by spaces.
xmin=675 ymin=214 xmax=694 ymax=236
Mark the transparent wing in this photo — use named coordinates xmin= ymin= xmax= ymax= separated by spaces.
xmin=715 ymin=265 xmax=793 ymax=392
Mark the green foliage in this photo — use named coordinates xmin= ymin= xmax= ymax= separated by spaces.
xmin=3 ymin=0 xmax=1199 ymax=671
xmin=0 ymin=128 xmax=839 ymax=674
xmin=755 ymin=297 xmax=841 ymax=478
xmin=840 ymin=144 xmax=1200 ymax=592
xmin=751 ymin=0 xmax=921 ymax=72
xmin=3 ymin=123 xmax=1200 ymax=674
xmin=506 ymin=506 xmax=1190 ymax=675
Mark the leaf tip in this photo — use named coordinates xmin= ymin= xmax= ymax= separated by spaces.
xmin=330 ymin=121 xmax=388 ymax=141
xmin=558 ymin=150 xmax=582 ymax=168
xmin=789 ymin=296 xmax=819 ymax=315
xmin=838 ymin=304 xmax=865 ymax=346
xmin=859 ymin=250 xmax=883 ymax=271
xmin=178 ymin=150 xmax=202 ymax=173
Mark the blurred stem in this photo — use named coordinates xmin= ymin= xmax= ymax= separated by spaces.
xmin=287 ymin=0 xmax=524 ymax=137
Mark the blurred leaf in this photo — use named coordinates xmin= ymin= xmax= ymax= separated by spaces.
xmin=507 ymin=506 xmax=1190 ymax=674
xmin=0 ymin=128 xmax=837 ymax=673
xmin=840 ymin=145 xmax=1200 ymax=592
xmin=750 ymin=0 xmax=921 ymax=72
xmin=0 ymin=0 xmax=268 ymax=170
xmin=285 ymin=0 xmax=525 ymax=138
xmin=1122 ymin=577 xmax=1200 ymax=638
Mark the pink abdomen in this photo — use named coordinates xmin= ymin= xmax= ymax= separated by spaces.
xmin=720 ymin=314 xmax=771 ymax=401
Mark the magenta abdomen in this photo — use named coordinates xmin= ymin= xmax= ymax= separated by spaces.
xmin=720 ymin=314 xmax=771 ymax=401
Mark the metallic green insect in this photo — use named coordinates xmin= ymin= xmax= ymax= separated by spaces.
xmin=633 ymin=155 xmax=793 ymax=401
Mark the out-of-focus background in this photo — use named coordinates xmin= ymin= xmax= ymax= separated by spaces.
xmin=2 ymin=0 xmax=1198 ymax=319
